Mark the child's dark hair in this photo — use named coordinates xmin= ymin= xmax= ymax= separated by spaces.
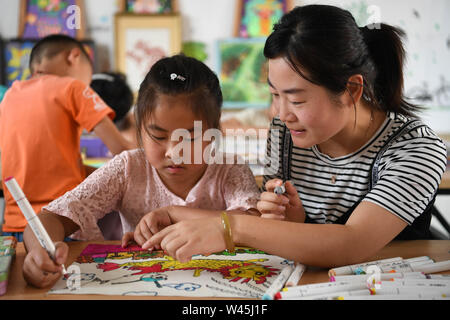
xmin=264 ymin=5 xmax=421 ymax=117
xmin=90 ymin=72 xmax=134 ymax=130
xmin=29 ymin=34 xmax=91 ymax=73
xmin=135 ymin=54 xmax=223 ymax=147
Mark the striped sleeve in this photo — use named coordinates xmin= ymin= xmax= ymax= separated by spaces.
xmin=363 ymin=127 xmax=447 ymax=225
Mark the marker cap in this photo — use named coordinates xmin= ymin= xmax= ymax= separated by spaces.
xmin=4 ymin=177 xmax=26 ymax=202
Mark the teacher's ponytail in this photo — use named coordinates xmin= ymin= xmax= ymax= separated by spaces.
xmin=359 ymin=24 xmax=421 ymax=116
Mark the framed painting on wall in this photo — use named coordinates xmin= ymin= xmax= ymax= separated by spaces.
xmin=234 ymin=0 xmax=294 ymax=38
xmin=18 ymin=0 xmax=86 ymax=39
xmin=216 ymin=38 xmax=270 ymax=109
xmin=1 ymin=39 xmax=96 ymax=87
xmin=2 ymin=39 xmax=36 ymax=87
xmin=119 ymin=0 xmax=178 ymax=14
xmin=114 ymin=13 xmax=182 ymax=94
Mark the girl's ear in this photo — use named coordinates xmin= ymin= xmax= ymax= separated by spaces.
xmin=344 ymin=74 xmax=364 ymax=108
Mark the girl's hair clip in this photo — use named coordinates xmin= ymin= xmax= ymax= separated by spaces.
xmin=170 ymin=73 xmax=186 ymax=81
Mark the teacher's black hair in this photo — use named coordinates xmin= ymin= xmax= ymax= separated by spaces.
xmin=264 ymin=4 xmax=422 ymax=117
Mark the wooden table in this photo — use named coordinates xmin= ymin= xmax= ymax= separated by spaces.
xmin=1 ymin=240 xmax=449 ymax=300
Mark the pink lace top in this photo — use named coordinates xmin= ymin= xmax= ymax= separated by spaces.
xmin=44 ymin=150 xmax=261 ymax=240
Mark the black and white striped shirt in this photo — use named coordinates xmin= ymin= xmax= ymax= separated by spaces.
xmin=263 ymin=112 xmax=447 ymax=225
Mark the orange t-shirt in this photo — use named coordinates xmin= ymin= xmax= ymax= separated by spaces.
xmin=0 ymin=75 xmax=115 ymax=232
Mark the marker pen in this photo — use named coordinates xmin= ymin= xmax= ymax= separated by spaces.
xmin=378 ymin=259 xmax=435 ymax=273
xmin=330 ymin=271 xmax=426 ymax=282
xmin=262 ymin=264 xmax=294 ymax=300
xmin=285 ymin=263 xmax=306 ymax=287
xmin=328 ymin=257 xmax=403 ymax=277
xmin=328 ymin=256 xmax=433 ymax=277
xmin=335 ymin=292 xmax=447 ymax=300
xmin=413 ymin=259 xmax=450 ymax=274
xmin=275 ymin=281 xmax=369 ymax=299
xmin=4 ymin=177 xmax=67 ymax=276
xmin=384 ymin=278 xmax=450 ymax=287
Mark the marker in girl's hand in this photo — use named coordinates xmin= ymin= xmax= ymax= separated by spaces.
xmin=4 ymin=176 xmax=68 ymax=278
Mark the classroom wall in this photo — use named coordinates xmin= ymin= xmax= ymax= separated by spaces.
xmin=0 ymin=0 xmax=448 ymax=235
xmin=1 ymin=0 xmax=448 ymax=130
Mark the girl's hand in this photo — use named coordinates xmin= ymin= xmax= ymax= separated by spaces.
xmin=22 ymin=242 xmax=68 ymax=288
xmin=121 ymin=207 xmax=173 ymax=248
xmin=142 ymin=217 xmax=226 ymax=263
xmin=257 ymin=179 xmax=305 ymax=222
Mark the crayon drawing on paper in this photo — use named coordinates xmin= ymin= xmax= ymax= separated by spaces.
xmin=49 ymin=244 xmax=291 ymax=297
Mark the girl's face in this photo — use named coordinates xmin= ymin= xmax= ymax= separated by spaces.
xmin=268 ymin=57 xmax=352 ymax=149
xmin=141 ymin=93 xmax=211 ymax=185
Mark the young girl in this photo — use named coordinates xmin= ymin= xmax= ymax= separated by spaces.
xmin=22 ymin=55 xmax=260 ymax=288
xmin=141 ymin=5 xmax=447 ymax=267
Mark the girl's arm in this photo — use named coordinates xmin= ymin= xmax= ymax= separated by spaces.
xmin=23 ymin=209 xmax=79 ymax=253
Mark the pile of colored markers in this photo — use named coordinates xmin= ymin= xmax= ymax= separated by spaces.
xmin=264 ymin=257 xmax=450 ymax=300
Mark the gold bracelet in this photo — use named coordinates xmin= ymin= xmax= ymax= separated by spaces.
xmin=221 ymin=211 xmax=235 ymax=254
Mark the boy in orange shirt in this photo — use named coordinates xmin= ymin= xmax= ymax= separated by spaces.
xmin=0 ymin=35 xmax=133 ymax=240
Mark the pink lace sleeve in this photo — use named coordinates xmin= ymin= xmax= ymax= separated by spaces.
xmin=222 ymin=164 xmax=261 ymax=211
xmin=44 ymin=152 xmax=128 ymax=240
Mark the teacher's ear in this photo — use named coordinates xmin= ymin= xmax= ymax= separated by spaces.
xmin=344 ymin=74 xmax=365 ymax=108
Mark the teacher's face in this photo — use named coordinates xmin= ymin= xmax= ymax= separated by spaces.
xmin=268 ymin=57 xmax=351 ymax=149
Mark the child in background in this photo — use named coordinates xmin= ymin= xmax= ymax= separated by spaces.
xmin=90 ymin=72 xmax=137 ymax=240
xmin=22 ymin=55 xmax=261 ymax=288
xmin=90 ymin=72 xmax=138 ymax=147
xmin=0 ymin=35 xmax=132 ymax=240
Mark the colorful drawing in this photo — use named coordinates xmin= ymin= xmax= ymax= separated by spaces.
xmin=115 ymin=14 xmax=182 ymax=94
xmin=125 ymin=38 xmax=166 ymax=91
xmin=49 ymin=244 xmax=289 ymax=297
xmin=236 ymin=0 xmax=291 ymax=38
xmin=217 ymin=38 xmax=270 ymax=109
xmin=3 ymin=40 xmax=36 ymax=87
xmin=20 ymin=0 xmax=80 ymax=39
xmin=125 ymin=0 xmax=173 ymax=13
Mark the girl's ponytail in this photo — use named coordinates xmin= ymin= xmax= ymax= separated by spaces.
xmin=360 ymin=24 xmax=422 ymax=117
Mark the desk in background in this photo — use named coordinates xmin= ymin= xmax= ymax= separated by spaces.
xmin=432 ymin=169 xmax=450 ymax=238
xmin=1 ymin=240 xmax=449 ymax=300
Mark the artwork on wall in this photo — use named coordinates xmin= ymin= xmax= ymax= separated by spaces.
xmin=49 ymin=244 xmax=291 ymax=297
xmin=2 ymin=39 xmax=35 ymax=87
xmin=234 ymin=0 xmax=293 ymax=38
xmin=181 ymin=41 xmax=208 ymax=62
xmin=19 ymin=0 xmax=86 ymax=39
xmin=1 ymin=39 xmax=96 ymax=87
xmin=114 ymin=13 xmax=182 ymax=93
xmin=120 ymin=0 xmax=178 ymax=14
xmin=216 ymin=38 xmax=270 ymax=109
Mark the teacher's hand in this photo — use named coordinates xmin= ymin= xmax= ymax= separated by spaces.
xmin=257 ymin=179 xmax=306 ymax=222
xmin=121 ymin=207 xmax=173 ymax=248
xmin=142 ymin=217 xmax=226 ymax=263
